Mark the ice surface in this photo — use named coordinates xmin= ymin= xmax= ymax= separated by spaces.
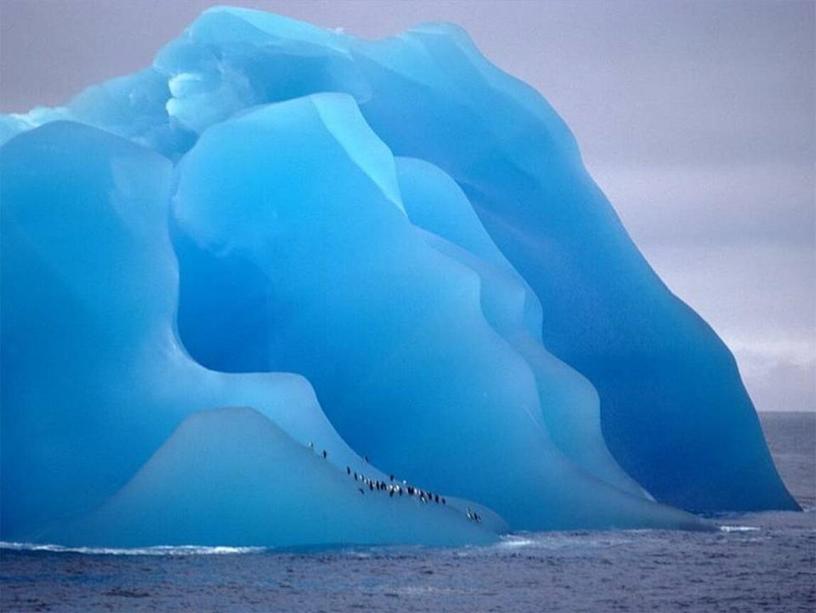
xmin=0 ymin=6 xmax=795 ymax=547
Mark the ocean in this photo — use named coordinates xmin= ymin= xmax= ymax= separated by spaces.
xmin=2 ymin=412 xmax=814 ymax=612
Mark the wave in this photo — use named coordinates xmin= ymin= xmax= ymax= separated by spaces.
xmin=0 ymin=541 xmax=267 ymax=556
xmin=718 ymin=525 xmax=761 ymax=533
xmin=0 ymin=524 xmax=772 ymax=556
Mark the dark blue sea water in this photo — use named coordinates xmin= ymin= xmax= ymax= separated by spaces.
xmin=2 ymin=412 xmax=814 ymax=612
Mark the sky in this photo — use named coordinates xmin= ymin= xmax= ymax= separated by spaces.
xmin=1 ymin=0 xmax=814 ymax=411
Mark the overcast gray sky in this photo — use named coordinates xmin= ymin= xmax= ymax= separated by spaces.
xmin=1 ymin=0 xmax=814 ymax=411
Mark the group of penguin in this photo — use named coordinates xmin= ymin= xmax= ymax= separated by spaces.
xmin=346 ymin=464 xmax=446 ymax=506
xmin=309 ymin=443 xmax=482 ymax=523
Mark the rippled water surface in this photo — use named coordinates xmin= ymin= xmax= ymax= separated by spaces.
xmin=2 ymin=412 xmax=814 ymax=612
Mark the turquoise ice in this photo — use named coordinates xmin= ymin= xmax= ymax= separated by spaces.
xmin=0 ymin=6 xmax=795 ymax=548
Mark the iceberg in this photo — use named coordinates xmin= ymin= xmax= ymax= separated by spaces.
xmin=0 ymin=6 xmax=795 ymax=548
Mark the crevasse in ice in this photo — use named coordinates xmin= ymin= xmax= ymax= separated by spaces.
xmin=0 ymin=6 xmax=797 ymax=548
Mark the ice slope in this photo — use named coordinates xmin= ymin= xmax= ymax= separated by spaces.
xmin=57 ymin=407 xmax=495 ymax=548
xmin=0 ymin=121 xmax=498 ymax=546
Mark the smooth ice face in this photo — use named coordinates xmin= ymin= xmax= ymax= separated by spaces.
xmin=0 ymin=5 xmax=796 ymax=548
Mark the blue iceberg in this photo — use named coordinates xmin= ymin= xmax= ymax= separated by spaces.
xmin=0 ymin=6 xmax=796 ymax=548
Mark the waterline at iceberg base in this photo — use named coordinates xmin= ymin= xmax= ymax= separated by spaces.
xmin=0 ymin=6 xmax=797 ymax=549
